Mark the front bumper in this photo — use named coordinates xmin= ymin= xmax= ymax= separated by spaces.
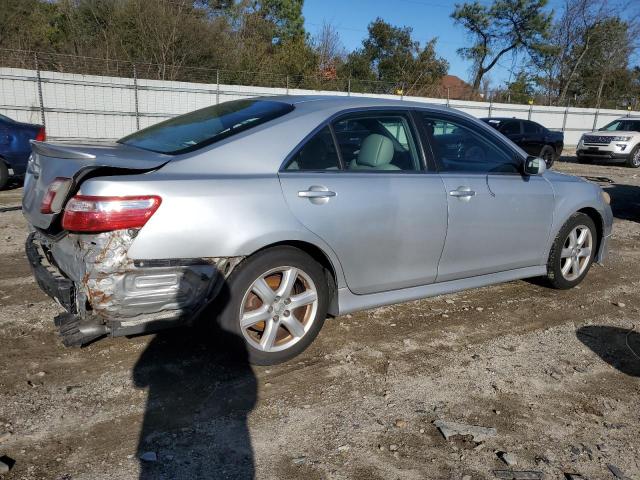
xmin=26 ymin=231 xmax=242 ymax=345
xmin=576 ymin=149 xmax=630 ymax=161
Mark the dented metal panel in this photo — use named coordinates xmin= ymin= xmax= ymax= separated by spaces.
xmin=34 ymin=229 xmax=243 ymax=330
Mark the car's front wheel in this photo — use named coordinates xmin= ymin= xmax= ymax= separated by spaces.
xmin=546 ymin=213 xmax=597 ymax=289
xmin=217 ymin=246 xmax=329 ymax=365
xmin=626 ymin=145 xmax=640 ymax=168
xmin=0 ymin=161 xmax=9 ymax=190
xmin=539 ymin=145 xmax=555 ymax=168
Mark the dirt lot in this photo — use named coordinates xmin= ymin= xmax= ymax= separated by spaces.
xmin=1 ymin=157 xmax=639 ymax=480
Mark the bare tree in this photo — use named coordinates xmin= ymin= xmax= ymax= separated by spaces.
xmin=313 ymin=21 xmax=344 ymax=74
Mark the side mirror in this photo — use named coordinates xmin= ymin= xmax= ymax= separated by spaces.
xmin=524 ymin=156 xmax=546 ymax=175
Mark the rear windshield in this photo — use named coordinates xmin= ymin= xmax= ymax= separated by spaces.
xmin=118 ymin=99 xmax=294 ymax=154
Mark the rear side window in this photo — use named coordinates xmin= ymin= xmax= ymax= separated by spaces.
xmin=501 ymin=121 xmax=521 ymax=135
xmin=523 ymin=121 xmax=541 ymax=134
xmin=285 ymin=127 xmax=340 ymax=171
xmin=332 ymin=113 xmax=419 ymax=171
xmin=118 ymin=100 xmax=294 ymax=154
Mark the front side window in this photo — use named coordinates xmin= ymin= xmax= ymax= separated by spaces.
xmin=332 ymin=113 xmax=419 ymax=171
xmin=119 ymin=99 xmax=294 ymax=154
xmin=422 ymin=114 xmax=520 ymax=174
xmin=601 ymin=119 xmax=640 ymax=132
xmin=284 ymin=126 xmax=340 ymax=171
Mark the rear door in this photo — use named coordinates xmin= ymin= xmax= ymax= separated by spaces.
xmin=498 ymin=120 xmax=524 ymax=147
xmin=278 ymin=111 xmax=448 ymax=295
xmin=419 ymin=112 xmax=554 ymax=282
xmin=522 ymin=120 xmax=544 ymax=156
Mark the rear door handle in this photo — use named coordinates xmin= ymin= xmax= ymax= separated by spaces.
xmin=449 ymin=187 xmax=476 ymax=200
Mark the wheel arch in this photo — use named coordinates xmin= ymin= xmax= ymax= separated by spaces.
xmin=545 ymin=205 xmax=606 ymax=266
xmin=577 ymin=206 xmax=604 ymax=260
xmin=250 ymin=240 xmax=342 ymax=315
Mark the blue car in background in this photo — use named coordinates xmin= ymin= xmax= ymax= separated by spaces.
xmin=0 ymin=113 xmax=45 ymax=189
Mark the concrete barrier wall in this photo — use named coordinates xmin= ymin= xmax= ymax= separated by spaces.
xmin=1 ymin=66 xmax=636 ymax=146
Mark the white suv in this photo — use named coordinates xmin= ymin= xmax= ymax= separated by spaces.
xmin=577 ymin=117 xmax=640 ymax=168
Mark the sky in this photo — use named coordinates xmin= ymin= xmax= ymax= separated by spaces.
xmin=302 ymin=0 xmax=566 ymax=88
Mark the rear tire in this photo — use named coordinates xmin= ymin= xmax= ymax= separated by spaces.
xmin=626 ymin=145 xmax=640 ymax=168
xmin=539 ymin=145 xmax=555 ymax=168
xmin=0 ymin=161 xmax=8 ymax=190
xmin=215 ymin=246 xmax=329 ymax=365
xmin=546 ymin=213 xmax=597 ymax=289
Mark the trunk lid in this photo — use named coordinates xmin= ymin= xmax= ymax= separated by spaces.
xmin=22 ymin=141 xmax=170 ymax=230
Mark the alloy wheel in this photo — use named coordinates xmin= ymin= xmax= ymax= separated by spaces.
xmin=633 ymin=149 xmax=640 ymax=167
xmin=560 ymin=225 xmax=593 ymax=281
xmin=239 ymin=266 xmax=319 ymax=353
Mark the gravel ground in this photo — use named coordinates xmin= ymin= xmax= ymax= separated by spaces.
xmin=0 ymin=156 xmax=639 ymax=480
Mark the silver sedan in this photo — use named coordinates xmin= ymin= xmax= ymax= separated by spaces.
xmin=22 ymin=96 xmax=613 ymax=364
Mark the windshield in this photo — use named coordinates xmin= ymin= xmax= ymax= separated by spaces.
xmin=600 ymin=119 xmax=640 ymax=132
xmin=118 ymin=99 xmax=294 ymax=154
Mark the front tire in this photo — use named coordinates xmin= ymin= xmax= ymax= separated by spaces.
xmin=539 ymin=145 xmax=555 ymax=168
xmin=216 ymin=246 xmax=329 ymax=365
xmin=547 ymin=213 xmax=597 ymax=289
xmin=626 ymin=145 xmax=640 ymax=168
xmin=0 ymin=161 xmax=8 ymax=190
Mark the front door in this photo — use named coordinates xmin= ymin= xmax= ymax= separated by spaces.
xmin=420 ymin=113 xmax=554 ymax=282
xmin=278 ymin=112 xmax=448 ymax=295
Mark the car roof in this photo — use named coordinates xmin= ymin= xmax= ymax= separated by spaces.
xmin=263 ymin=94 xmax=455 ymax=116
xmin=162 ymin=95 xmax=527 ymax=174
xmin=480 ymin=117 xmax=523 ymax=122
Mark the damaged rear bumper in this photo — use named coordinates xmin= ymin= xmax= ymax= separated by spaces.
xmin=26 ymin=230 xmax=242 ymax=345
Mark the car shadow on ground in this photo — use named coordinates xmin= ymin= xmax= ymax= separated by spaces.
xmin=133 ymin=282 xmax=257 ymax=479
xmin=603 ymin=183 xmax=640 ymax=223
xmin=576 ymin=325 xmax=640 ymax=377
xmin=558 ymin=155 xmax=627 ymax=167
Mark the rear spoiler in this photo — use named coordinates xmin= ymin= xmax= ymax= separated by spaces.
xmin=30 ymin=140 xmax=96 ymax=160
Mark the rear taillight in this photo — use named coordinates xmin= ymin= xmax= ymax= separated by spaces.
xmin=35 ymin=127 xmax=46 ymax=142
xmin=62 ymin=195 xmax=162 ymax=232
xmin=40 ymin=177 xmax=71 ymax=214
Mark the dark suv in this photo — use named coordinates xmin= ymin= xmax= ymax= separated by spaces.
xmin=481 ymin=118 xmax=564 ymax=168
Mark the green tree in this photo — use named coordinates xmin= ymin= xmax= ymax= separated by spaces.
xmin=260 ymin=0 xmax=305 ymax=41
xmin=451 ymin=0 xmax=551 ymax=93
xmin=568 ymin=18 xmax=634 ymax=108
xmin=341 ymin=18 xmax=448 ymax=95
xmin=504 ymin=71 xmax=534 ymax=103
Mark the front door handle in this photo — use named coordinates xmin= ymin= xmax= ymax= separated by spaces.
xmin=298 ymin=185 xmax=336 ymax=205
xmin=449 ymin=186 xmax=476 ymax=201
xmin=298 ymin=190 xmax=336 ymax=198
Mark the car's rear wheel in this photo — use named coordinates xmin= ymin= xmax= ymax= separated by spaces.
xmin=217 ymin=246 xmax=329 ymax=365
xmin=626 ymin=145 xmax=640 ymax=168
xmin=0 ymin=161 xmax=9 ymax=190
xmin=546 ymin=213 xmax=597 ymax=289
xmin=539 ymin=145 xmax=555 ymax=168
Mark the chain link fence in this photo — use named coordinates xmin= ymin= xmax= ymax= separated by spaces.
xmin=0 ymin=48 xmax=638 ymax=145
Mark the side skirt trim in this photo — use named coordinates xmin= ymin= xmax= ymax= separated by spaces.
xmin=336 ymin=265 xmax=547 ymax=315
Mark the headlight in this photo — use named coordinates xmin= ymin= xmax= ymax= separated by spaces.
xmin=611 ymin=136 xmax=631 ymax=141
xmin=601 ymin=191 xmax=611 ymax=205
